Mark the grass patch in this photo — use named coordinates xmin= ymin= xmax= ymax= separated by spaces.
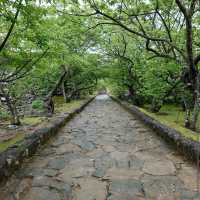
xmin=21 ymin=117 xmax=43 ymax=126
xmin=0 ymin=96 xmax=88 ymax=153
xmin=0 ymin=133 xmax=24 ymax=153
xmin=53 ymin=96 xmax=86 ymax=113
xmin=139 ymin=104 xmax=200 ymax=142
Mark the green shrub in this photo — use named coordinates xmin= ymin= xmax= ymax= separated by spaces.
xmin=31 ymin=99 xmax=44 ymax=110
xmin=0 ymin=110 xmax=9 ymax=119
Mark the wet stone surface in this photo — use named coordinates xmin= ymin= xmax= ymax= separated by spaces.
xmin=0 ymin=95 xmax=199 ymax=200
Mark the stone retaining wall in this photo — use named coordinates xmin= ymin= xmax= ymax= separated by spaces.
xmin=0 ymin=97 xmax=95 ymax=183
xmin=111 ymin=96 xmax=200 ymax=164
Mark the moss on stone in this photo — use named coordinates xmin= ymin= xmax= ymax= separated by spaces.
xmin=53 ymin=96 xmax=85 ymax=113
xmin=139 ymin=105 xmax=200 ymax=142
xmin=0 ymin=97 xmax=90 ymax=153
xmin=0 ymin=133 xmax=25 ymax=153
xmin=21 ymin=117 xmax=43 ymax=125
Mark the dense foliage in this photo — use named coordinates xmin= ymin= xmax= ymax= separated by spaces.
xmin=0 ymin=0 xmax=99 ymax=124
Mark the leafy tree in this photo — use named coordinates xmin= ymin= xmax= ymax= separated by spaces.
xmin=0 ymin=0 xmax=48 ymax=124
xmin=67 ymin=0 xmax=200 ymax=130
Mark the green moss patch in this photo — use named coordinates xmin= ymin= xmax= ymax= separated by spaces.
xmin=53 ymin=96 xmax=86 ymax=113
xmin=138 ymin=105 xmax=200 ymax=142
xmin=0 ymin=97 xmax=89 ymax=153
xmin=0 ymin=133 xmax=25 ymax=153
xmin=21 ymin=117 xmax=44 ymax=126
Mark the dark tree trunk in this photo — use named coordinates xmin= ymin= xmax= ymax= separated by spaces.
xmin=184 ymin=13 xmax=199 ymax=130
xmin=190 ymin=73 xmax=200 ymax=130
xmin=62 ymin=81 xmax=67 ymax=103
xmin=0 ymin=87 xmax=21 ymax=125
xmin=128 ymin=86 xmax=135 ymax=99
xmin=44 ymin=65 xmax=68 ymax=114
xmin=150 ymin=98 xmax=163 ymax=113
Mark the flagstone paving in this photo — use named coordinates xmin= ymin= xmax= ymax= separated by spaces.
xmin=0 ymin=95 xmax=199 ymax=200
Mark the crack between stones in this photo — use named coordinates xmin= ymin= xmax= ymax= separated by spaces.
xmin=105 ymin=181 xmax=111 ymax=200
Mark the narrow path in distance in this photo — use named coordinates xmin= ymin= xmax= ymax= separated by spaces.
xmin=0 ymin=95 xmax=199 ymax=200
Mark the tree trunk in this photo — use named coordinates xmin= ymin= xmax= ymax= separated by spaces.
xmin=128 ymin=86 xmax=135 ymax=99
xmin=125 ymin=84 xmax=135 ymax=102
xmin=150 ymin=98 xmax=163 ymax=113
xmin=185 ymin=110 xmax=191 ymax=128
xmin=44 ymin=65 xmax=68 ymax=114
xmin=4 ymin=95 xmax=20 ymax=125
xmin=183 ymin=11 xmax=198 ymax=130
xmin=9 ymin=104 xmax=21 ymax=125
xmin=62 ymin=81 xmax=67 ymax=103
xmin=0 ymin=86 xmax=21 ymax=125
xmin=190 ymin=73 xmax=200 ymax=130
xmin=44 ymin=97 xmax=54 ymax=115
xmin=191 ymin=102 xmax=199 ymax=130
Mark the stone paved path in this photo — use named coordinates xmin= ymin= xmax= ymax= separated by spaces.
xmin=0 ymin=95 xmax=200 ymax=200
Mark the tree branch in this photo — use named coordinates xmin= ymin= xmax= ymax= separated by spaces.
xmin=84 ymin=5 xmax=185 ymax=60
xmin=1 ymin=48 xmax=49 ymax=83
xmin=0 ymin=0 xmax=23 ymax=52
xmin=175 ymin=0 xmax=188 ymax=17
